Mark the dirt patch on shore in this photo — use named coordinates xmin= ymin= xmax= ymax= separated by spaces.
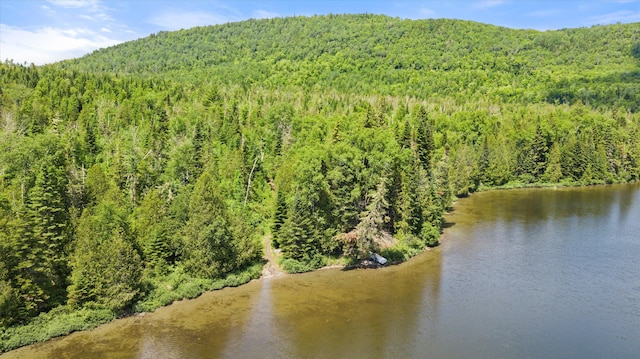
xmin=261 ymin=235 xmax=285 ymax=278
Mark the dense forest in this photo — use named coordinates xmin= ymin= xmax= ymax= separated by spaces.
xmin=1 ymin=14 xmax=639 ymax=351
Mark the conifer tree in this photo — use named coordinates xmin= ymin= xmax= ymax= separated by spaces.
xmin=134 ymin=189 xmax=172 ymax=271
xmin=544 ymin=143 xmax=564 ymax=183
xmin=345 ymin=178 xmax=389 ymax=259
xmin=278 ymin=198 xmax=319 ymax=262
xmin=415 ymin=106 xmax=434 ymax=172
xmin=181 ymin=170 xmax=238 ymax=278
xmin=68 ymin=200 xmax=142 ymax=311
xmin=271 ymin=190 xmax=287 ymax=247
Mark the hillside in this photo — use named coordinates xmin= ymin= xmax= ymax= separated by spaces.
xmin=1 ymin=15 xmax=640 ymax=351
xmin=59 ymin=14 xmax=640 ymax=110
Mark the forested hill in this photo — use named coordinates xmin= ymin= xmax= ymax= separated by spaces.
xmin=1 ymin=15 xmax=640 ymax=351
xmin=59 ymin=14 xmax=640 ymax=110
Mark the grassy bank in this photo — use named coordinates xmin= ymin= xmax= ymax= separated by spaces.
xmin=475 ymin=178 xmax=637 ymax=192
xmin=5 ymin=180 xmax=637 ymax=354
xmin=0 ymin=263 xmax=262 ymax=354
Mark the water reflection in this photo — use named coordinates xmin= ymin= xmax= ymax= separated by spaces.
xmin=433 ymin=183 xmax=640 ymax=358
xmin=220 ymin=278 xmax=293 ymax=358
xmin=264 ymin=250 xmax=442 ymax=359
xmin=5 ymin=183 xmax=640 ymax=359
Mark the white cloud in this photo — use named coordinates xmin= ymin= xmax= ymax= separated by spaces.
xmin=474 ymin=0 xmax=508 ymax=8
xmin=420 ymin=8 xmax=435 ymax=16
xmin=46 ymin=0 xmax=113 ymax=21
xmin=527 ymin=9 xmax=562 ymax=17
xmin=253 ymin=10 xmax=279 ymax=19
xmin=46 ymin=0 xmax=100 ymax=9
xmin=590 ymin=10 xmax=640 ymax=24
xmin=94 ymin=12 xmax=113 ymax=21
xmin=147 ymin=11 xmax=236 ymax=30
xmin=0 ymin=24 xmax=121 ymax=65
xmin=100 ymin=27 xmax=111 ymax=33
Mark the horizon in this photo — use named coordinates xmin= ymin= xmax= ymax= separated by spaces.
xmin=1 ymin=0 xmax=639 ymax=66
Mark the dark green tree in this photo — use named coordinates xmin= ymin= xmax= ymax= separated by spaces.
xmin=181 ymin=170 xmax=239 ymax=279
xmin=134 ymin=189 xmax=172 ymax=272
xmin=68 ymin=200 xmax=142 ymax=311
xmin=415 ymin=105 xmax=435 ymax=172
xmin=344 ymin=178 xmax=389 ymax=259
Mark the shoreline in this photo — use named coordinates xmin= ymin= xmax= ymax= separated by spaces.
xmin=3 ymin=180 xmax=638 ymax=354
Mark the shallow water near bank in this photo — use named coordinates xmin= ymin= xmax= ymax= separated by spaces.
xmin=5 ymin=183 xmax=640 ymax=358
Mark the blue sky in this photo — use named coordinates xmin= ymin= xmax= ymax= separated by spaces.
xmin=1 ymin=0 xmax=639 ymax=65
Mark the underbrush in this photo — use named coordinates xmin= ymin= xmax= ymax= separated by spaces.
xmin=279 ymin=255 xmax=327 ymax=273
xmin=1 ymin=263 xmax=263 ymax=354
xmin=134 ymin=263 xmax=262 ymax=312
xmin=0 ymin=307 xmax=115 ymax=353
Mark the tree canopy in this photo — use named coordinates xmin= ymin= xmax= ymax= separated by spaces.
xmin=1 ymin=15 xmax=639 ymax=350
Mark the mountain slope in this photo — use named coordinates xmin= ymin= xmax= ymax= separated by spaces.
xmin=58 ymin=14 xmax=640 ymax=110
xmin=2 ymin=15 xmax=640 ymax=351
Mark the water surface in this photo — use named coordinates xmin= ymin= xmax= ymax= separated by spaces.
xmin=5 ymin=184 xmax=640 ymax=358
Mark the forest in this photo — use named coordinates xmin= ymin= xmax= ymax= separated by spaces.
xmin=1 ymin=14 xmax=639 ymax=351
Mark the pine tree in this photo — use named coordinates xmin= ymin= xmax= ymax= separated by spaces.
xmin=415 ymin=106 xmax=434 ymax=172
xmin=543 ymin=143 xmax=564 ymax=183
xmin=278 ymin=198 xmax=319 ymax=262
xmin=396 ymin=159 xmax=421 ymax=236
xmin=0 ymin=198 xmax=22 ymax=327
xmin=181 ymin=170 xmax=238 ymax=278
xmin=345 ymin=178 xmax=389 ymax=259
xmin=271 ymin=190 xmax=287 ymax=248
xmin=401 ymin=120 xmax=412 ymax=149
xmin=134 ymin=189 xmax=171 ymax=271
xmin=532 ymin=126 xmax=549 ymax=179
xmin=68 ymin=200 xmax=142 ymax=311
xmin=12 ymin=152 xmax=70 ymax=314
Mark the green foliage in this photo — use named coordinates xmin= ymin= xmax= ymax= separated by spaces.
xmin=134 ymin=263 xmax=262 ymax=312
xmin=343 ymin=178 xmax=390 ymax=259
xmin=420 ymin=223 xmax=441 ymax=247
xmin=1 ymin=15 xmax=639 ymax=350
xmin=415 ymin=106 xmax=435 ymax=172
xmin=57 ymin=16 xmax=639 ymax=111
xmin=632 ymin=42 xmax=640 ymax=59
xmin=0 ymin=268 xmax=21 ymax=328
xmin=182 ymin=170 xmax=236 ymax=278
xmin=0 ymin=306 xmax=115 ymax=354
xmin=68 ymin=200 xmax=142 ymax=311
xmin=181 ymin=168 xmax=259 ymax=279
xmin=280 ymin=256 xmax=327 ymax=274
xmin=133 ymin=189 xmax=173 ymax=272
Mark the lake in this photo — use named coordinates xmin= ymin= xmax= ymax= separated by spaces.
xmin=5 ymin=183 xmax=640 ymax=358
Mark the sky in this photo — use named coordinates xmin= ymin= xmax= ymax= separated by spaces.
xmin=1 ymin=0 xmax=639 ymax=65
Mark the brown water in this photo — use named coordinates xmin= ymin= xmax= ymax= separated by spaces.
xmin=4 ymin=184 xmax=640 ymax=359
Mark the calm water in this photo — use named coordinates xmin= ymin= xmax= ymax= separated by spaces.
xmin=5 ymin=184 xmax=640 ymax=359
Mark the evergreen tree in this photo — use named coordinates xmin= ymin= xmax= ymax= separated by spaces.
xmin=278 ymin=198 xmax=319 ymax=262
xmin=345 ymin=178 xmax=389 ymax=259
xmin=134 ymin=189 xmax=172 ymax=272
xmin=68 ymin=200 xmax=142 ymax=311
xmin=532 ymin=126 xmax=550 ymax=178
xmin=0 ymin=198 xmax=22 ymax=327
xmin=415 ymin=106 xmax=434 ymax=172
xmin=181 ymin=170 xmax=238 ymax=278
xmin=271 ymin=190 xmax=287 ymax=247
xmin=544 ymin=143 xmax=564 ymax=183
xmin=401 ymin=120 xmax=412 ymax=149
xmin=22 ymin=158 xmax=70 ymax=309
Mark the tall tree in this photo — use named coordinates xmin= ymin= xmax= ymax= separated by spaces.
xmin=68 ymin=199 xmax=142 ymax=311
xmin=181 ymin=169 xmax=239 ymax=279
xmin=344 ymin=178 xmax=389 ymax=259
xmin=415 ymin=106 xmax=435 ymax=173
